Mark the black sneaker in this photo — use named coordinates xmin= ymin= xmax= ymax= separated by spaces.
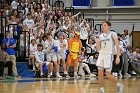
xmin=40 ymin=75 xmax=44 ymax=78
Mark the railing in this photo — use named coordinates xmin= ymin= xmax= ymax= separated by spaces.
xmin=8 ymin=24 xmax=19 ymax=39
xmin=0 ymin=16 xmax=6 ymax=34
xmin=0 ymin=10 xmax=6 ymax=45
xmin=17 ymin=31 xmax=30 ymax=62
xmin=0 ymin=0 xmax=4 ymax=9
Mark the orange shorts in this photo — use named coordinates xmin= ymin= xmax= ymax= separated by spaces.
xmin=66 ymin=53 xmax=78 ymax=67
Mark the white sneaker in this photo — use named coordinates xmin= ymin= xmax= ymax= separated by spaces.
xmin=124 ymin=73 xmax=131 ymax=77
xmin=112 ymin=72 xmax=115 ymax=76
xmin=114 ymin=73 xmax=118 ymax=77
xmin=132 ymin=71 xmax=136 ymax=75
xmin=89 ymin=73 xmax=96 ymax=77
xmin=56 ymin=74 xmax=62 ymax=78
xmin=117 ymin=82 xmax=124 ymax=93
xmin=100 ymin=87 xmax=105 ymax=93
xmin=48 ymin=73 xmax=53 ymax=78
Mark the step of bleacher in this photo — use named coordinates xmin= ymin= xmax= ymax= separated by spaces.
xmin=16 ymin=62 xmax=37 ymax=78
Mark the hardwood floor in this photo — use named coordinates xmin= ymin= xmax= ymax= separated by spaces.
xmin=0 ymin=77 xmax=139 ymax=93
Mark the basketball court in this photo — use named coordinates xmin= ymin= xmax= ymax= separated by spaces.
xmin=0 ymin=77 xmax=139 ymax=93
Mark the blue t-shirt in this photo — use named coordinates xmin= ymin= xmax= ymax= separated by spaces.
xmin=3 ymin=38 xmax=16 ymax=55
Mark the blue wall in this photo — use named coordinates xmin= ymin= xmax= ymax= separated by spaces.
xmin=73 ymin=0 xmax=91 ymax=6
xmin=113 ymin=0 xmax=135 ymax=6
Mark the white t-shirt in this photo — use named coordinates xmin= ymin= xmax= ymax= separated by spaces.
xmin=56 ymin=39 xmax=68 ymax=53
xmin=41 ymin=40 xmax=47 ymax=48
xmin=125 ymin=35 xmax=130 ymax=46
xmin=99 ymin=31 xmax=118 ymax=54
xmin=23 ymin=19 xmax=34 ymax=30
xmin=30 ymin=44 xmax=37 ymax=55
xmin=35 ymin=51 xmax=45 ymax=63
xmin=36 ymin=39 xmax=42 ymax=44
xmin=45 ymin=39 xmax=57 ymax=53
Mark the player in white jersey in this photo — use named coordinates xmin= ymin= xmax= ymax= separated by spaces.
xmin=56 ymin=33 xmax=69 ymax=77
xmin=96 ymin=21 xmax=123 ymax=93
xmin=45 ymin=33 xmax=62 ymax=78
xmin=34 ymin=44 xmax=53 ymax=78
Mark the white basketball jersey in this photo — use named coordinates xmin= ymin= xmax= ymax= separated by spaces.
xmin=99 ymin=31 xmax=117 ymax=54
xmin=56 ymin=39 xmax=68 ymax=53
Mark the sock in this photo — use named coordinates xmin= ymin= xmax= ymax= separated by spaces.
xmin=50 ymin=72 xmax=52 ymax=75
xmin=49 ymin=72 xmax=52 ymax=76
xmin=56 ymin=72 xmax=59 ymax=76
xmin=74 ymin=72 xmax=77 ymax=75
xmin=64 ymin=71 xmax=68 ymax=74
xmin=40 ymin=72 xmax=43 ymax=76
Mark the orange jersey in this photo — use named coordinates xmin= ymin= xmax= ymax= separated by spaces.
xmin=68 ymin=38 xmax=82 ymax=53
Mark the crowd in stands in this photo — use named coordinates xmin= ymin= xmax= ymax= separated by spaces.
xmin=0 ymin=0 xmax=140 ymax=79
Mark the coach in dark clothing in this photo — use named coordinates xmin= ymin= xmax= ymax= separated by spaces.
xmin=0 ymin=44 xmax=13 ymax=79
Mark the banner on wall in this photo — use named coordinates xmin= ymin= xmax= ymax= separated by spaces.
xmin=113 ymin=0 xmax=135 ymax=6
xmin=73 ymin=0 xmax=91 ymax=7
